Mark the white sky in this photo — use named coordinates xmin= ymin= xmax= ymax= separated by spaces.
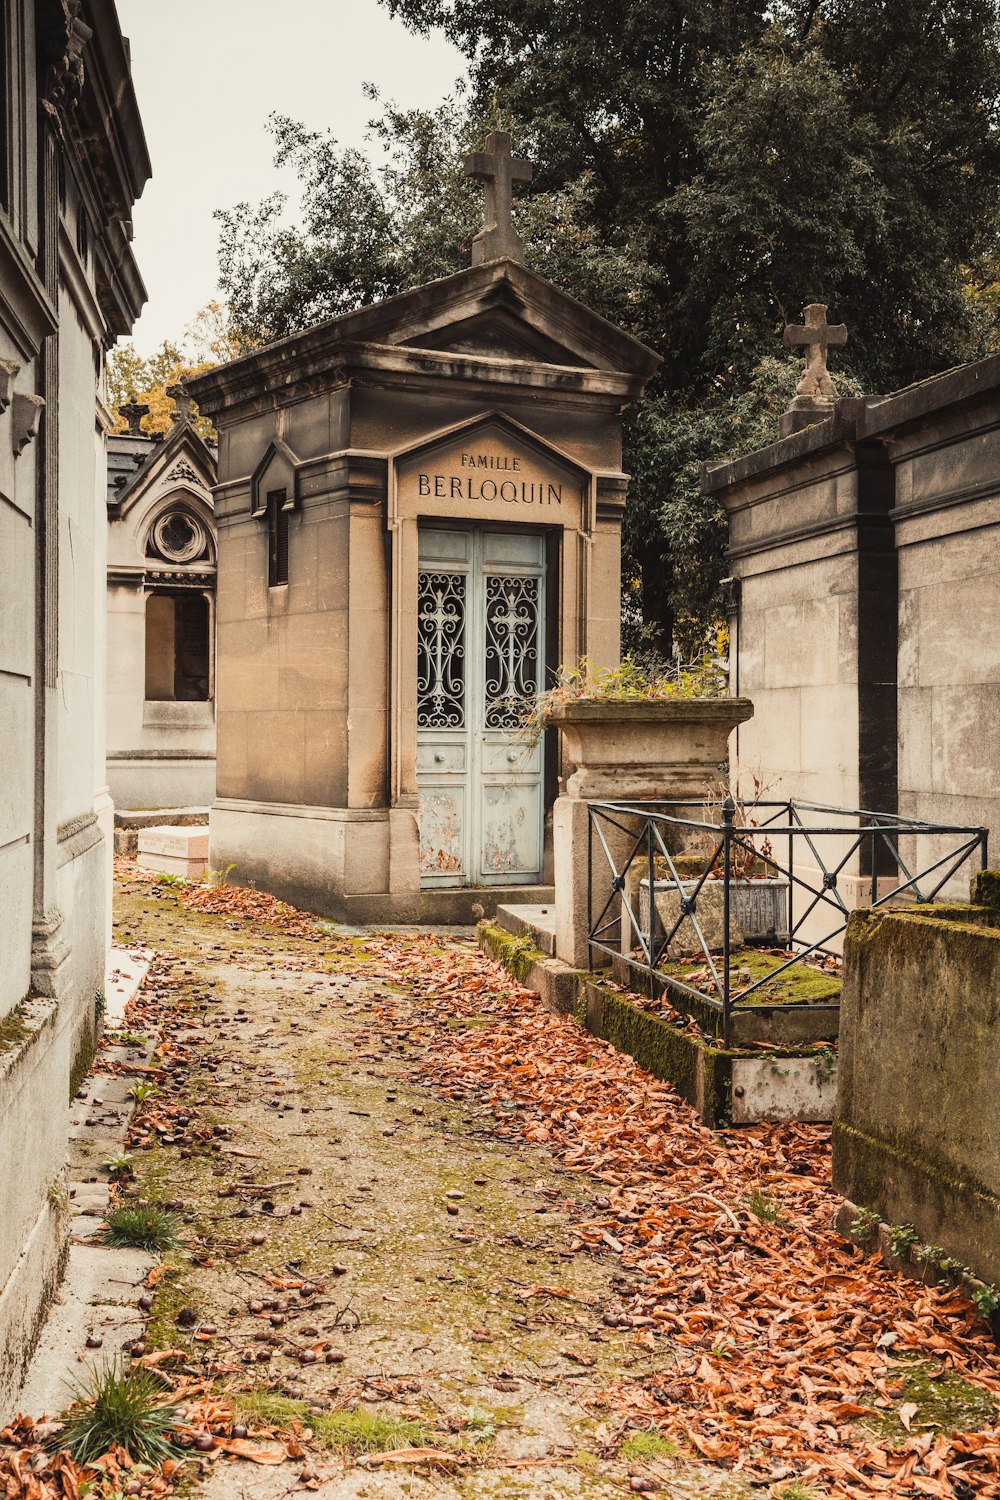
xmin=116 ymin=0 xmax=465 ymax=354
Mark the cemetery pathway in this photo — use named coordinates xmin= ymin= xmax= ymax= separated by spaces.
xmin=104 ymin=872 xmax=739 ymax=1500
xmin=14 ymin=871 xmax=999 ymax=1500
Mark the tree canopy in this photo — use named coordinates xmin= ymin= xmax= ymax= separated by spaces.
xmin=216 ymin=0 xmax=1000 ymax=651
xmin=106 ymin=302 xmax=239 ymax=439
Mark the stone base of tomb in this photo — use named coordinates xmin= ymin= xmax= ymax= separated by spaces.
xmin=137 ymin=825 xmax=210 ymax=880
xmin=209 ymin=798 xmax=553 ymax=923
xmin=0 ymin=995 xmax=72 ymax=1422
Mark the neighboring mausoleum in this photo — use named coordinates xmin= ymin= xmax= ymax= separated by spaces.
xmin=106 ymin=394 xmax=217 ymax=809
xmin=188 ymin=132 xmax=659 ymax=921
xmin=704 ymin=308 xmax=1000 ymax=898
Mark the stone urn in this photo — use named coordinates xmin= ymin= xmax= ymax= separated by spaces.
xmin=549 ymin=697 xmax=755 ymax=801
xmin=551 ymin=696 xmax=755 ymax=968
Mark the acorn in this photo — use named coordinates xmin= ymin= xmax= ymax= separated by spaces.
xmin=85 ymin=1335 xmax=103 ymax=1349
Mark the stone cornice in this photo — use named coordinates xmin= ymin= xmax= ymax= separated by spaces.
xmin=189 ymin=339 xmax=643 ymax=421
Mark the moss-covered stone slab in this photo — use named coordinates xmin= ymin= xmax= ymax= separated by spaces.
xmin=480 ymin=921 xmax=838 ymax=1127
xmin=834 ymin=898 xmax=1000 ymax=1289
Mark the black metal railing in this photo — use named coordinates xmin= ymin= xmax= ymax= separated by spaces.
xmin=588 ymin=797 xmax=988 ymax=1045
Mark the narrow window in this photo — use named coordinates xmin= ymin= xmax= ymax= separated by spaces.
xmin=268 ymin=488 xmax=289 ymax=587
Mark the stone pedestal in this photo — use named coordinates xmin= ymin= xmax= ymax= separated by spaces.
xmin=550 ymin=698 xmax=754 ymax=969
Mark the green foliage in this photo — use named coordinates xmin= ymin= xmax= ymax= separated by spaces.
xmin=887 ymin=1223 xmax=920 ymax=1259
xmin=155 ymin=872 xmax=188 ymax=889
xmin=216 ymin=0 xmax=1000 ymax=643
xmin=525 ymin=650 xmax=728 ymax=729
xmin=51 ymin=1359 xmax=180 ymax=1466
xmin=128 ymin=1082 xmax=160 ymax=1105
xmin=108 ymin=1031 xmax=148 ymax=1048
xmin=971 ymin=1284 xmax=1000 ymax=1320
xmin=102 ymin=1204 xmax=181 ymax=1253
xmin=851 ymin=1207 xmax=881 ymax=1243
xmin=100 ymin=1154 xmax=135 ymax=1180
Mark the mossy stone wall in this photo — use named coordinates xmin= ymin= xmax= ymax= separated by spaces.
xmin=834 ymin=901 xmax=1000 ymax=1285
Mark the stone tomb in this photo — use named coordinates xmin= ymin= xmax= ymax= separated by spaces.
xmin=188 ymin=139 xmax=659 ymax=921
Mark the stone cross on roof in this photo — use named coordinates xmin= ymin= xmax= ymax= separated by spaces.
xmin=783 ymin=303 xmax=848 ymax=402
xmin=119 ymin=399 xmax=149 ymax=436
xmin=464 ymin=130 xmax=532 ymax=266
xmin=166 ymin=382 xmax=198 ymax=426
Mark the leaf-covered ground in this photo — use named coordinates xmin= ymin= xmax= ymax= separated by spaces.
xmin=5 ymin=871 xmax=999 ymax=1499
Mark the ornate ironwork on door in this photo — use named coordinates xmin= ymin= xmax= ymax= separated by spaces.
xmin=417 ymin=571 xmax=466 ymax=729
xmin=484 ymin=575 xmax=540 ymax=728
xmin=417 ymin=528 xmax=546 ymax=887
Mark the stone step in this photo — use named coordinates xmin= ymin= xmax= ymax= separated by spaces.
xmin=495 ymin=903 xmax=556 ymax=955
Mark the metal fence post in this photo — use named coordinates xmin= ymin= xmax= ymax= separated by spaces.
xmin=722 ymin=794 xmax=734 ymax=1046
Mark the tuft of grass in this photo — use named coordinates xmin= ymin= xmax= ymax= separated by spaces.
xmin=312 ymin=1407 xmax=433 ymax=1455
xmin=776 ymin=1484 xmax=821 ymax=1500
xmin=50 ymin=1359 xmax=179 ymax=1466
xmin=232 ymin=1392 xmax=310 ymax=1430
xmin=231 ymin=1394 xmax=433 ymax=1455
xmin=742 ymin=1186 xmax=786 ymax=1225
xmin=620 ymin=1429 xmax=677 ymax=1462
xmin=103 ymin=1203 xmax=180 ymax=1253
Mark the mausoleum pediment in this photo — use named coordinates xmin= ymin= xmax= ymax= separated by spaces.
xmin=188 ymin=261 xmax=660 ymax=418
xmin=350 ymin=262 xmax=655 ymax=376
xmin=110 ymin=420 xmax=216 ymax=521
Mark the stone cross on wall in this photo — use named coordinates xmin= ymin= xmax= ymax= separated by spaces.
xmin=464 ymin=130 xmax=532 ymax=266
xmin=783 ymin=303 xmax=848 ymax=402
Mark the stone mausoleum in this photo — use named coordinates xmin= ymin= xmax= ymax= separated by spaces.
xmin=106 ymin=397 xmax=217 ymax=810
xmin=189 ymin=134 xmax=659 ymax=921
xmin=706 ymin=308 xmax=1000 ymax=897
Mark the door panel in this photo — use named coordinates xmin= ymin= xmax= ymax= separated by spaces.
xmin=417 ymin=526 xmax=545 ymax=887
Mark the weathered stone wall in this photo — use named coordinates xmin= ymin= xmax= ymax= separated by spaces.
xmin=0 ymin=0 xmax=148 ymax=1421
xmin=834 ymin=890 xmax=1000 ymax=1286
xmin=880 ymin=370 xmax=1000 ymax=886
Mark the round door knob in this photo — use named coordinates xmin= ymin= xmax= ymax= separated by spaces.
xmin=506 ymin=751 xmax=517 ymax=763
xmin=434 ymin=752 xmax=445 ymax=763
